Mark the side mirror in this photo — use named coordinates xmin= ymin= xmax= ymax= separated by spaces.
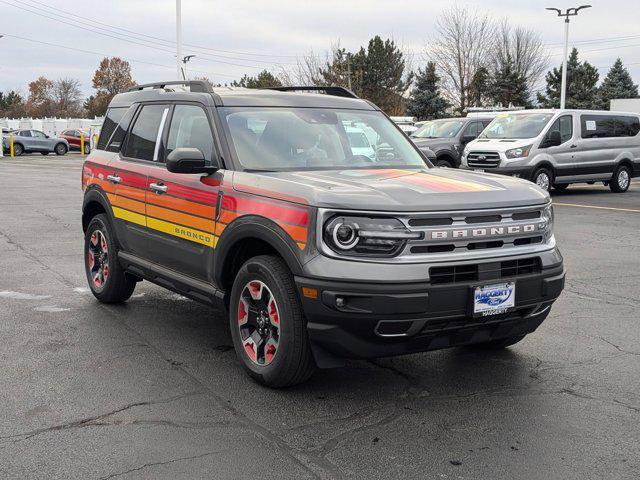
xmin=543 ymin=130 xmax=562 ymax=148
xmin=166 ymin=148 xmax=217 ymax=174
xmin=461 ymin=134 xmax=476 ymax=144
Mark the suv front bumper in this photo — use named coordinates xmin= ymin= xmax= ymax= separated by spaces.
xmin=295 ymin=258 xmax=564 ymax=368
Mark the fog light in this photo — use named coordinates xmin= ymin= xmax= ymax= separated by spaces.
xmin=336 ymin=297 xmax=345 ymax=308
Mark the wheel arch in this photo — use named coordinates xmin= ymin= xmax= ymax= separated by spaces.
xmin=82 ymin=187 xmax=114 ymax=232
xmin=532 ymin=161 xmax=555 ymax=180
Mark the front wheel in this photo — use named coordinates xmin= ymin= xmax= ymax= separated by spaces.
xmin=55 ymin=143 xmax=67 ymax=155
xmin=610 ymin=164 xmax=631 ymax=193
xmin=435 ymin=158 xmax=453 ymax=168
xmin=84 ymin=214 xmax=136 ymax=303
xmin=532 ymin=167 xmax=552 ymax=192
xmin=229 ymin=255 xmax=316 ymax=388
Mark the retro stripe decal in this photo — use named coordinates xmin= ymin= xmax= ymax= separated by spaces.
xmin=356 ymin=169 xmax=499 ymax=193
xmin=146 ymin=217 xmax=217 ymax=248
xmin=112 ymin=206 xmax=146 ymax=227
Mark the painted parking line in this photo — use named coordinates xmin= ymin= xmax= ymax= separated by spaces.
xmin=554 ymin=202 xmax=640 ymax=213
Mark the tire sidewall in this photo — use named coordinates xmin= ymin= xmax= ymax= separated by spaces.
xmin=229 ymin=258 xmax=299 ymax=384
xmin=436 ymin=159 xmax=453 ymax=168
xmin=533 ymin=168 xmax=552 ymax=192
xmin=84 ymin=214 xmax=116 ymax=299
xmin=55 ymin=143 xmax=67 ymax=155
xmin=612 ymin=165 xmax=631 ymax=192
xmin=14 ymin=143 xmax=23 ymax=156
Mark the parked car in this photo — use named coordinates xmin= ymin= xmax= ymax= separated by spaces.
xmin=81 ymin=81 xmax=564 ymax=387
xmin=2 ymin=129 xmax=69 ymax=156
xmin=390 ymin=116 xmax=418 ymax=135
xmin=60 ymin=128 xmax=91 ymax=154
xmin=410 ymin=117 xmax=494 ymax=168
xmin=461 ymin=109 xmax=640 ymax=192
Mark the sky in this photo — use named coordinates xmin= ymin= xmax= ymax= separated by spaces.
xmin=0 ymin=0 xmax=639 ymax=100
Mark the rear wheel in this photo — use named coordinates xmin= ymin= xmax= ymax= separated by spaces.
xmin=229 ymin=255 xmax=316 ymax=388
xmin=473 ymin=334 xmax=527 ymax=350
xmin=13 ymin=143 xmax=24 ymax=156
xmin=532 ymin=167 xmax=552 ymax=192
xmin=55 ymin=143 xmax=67 ymax=155
xmin=610 ymin=164 xmax=631 ymax=193
xmin=84 ymin=214 xmax=136 ymax=303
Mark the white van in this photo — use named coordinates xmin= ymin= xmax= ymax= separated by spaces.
xmin=461 ymin=109 xmax=640 ymax=192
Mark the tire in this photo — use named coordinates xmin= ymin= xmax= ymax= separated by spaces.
xmin=229 ymin=254 xmax=316 ymax=388
xmin=84 ymin=145 xmax=91 ymax=155
xmin=610 ymin=164 xmax=631 ymax=193
xmin=473 ymin=334 xmax=527 ymax=350
xmin=55 ymin=143 xmax=67 ymax=155
xmin=84 ymin=214 xmax=136 ymax=303
xmin=13 ymin=143 xmax=24 ymax=156
xmin=435 ymin=158 xmax=453 ymax=168
xmin=40 ymin=151 xmax=49 ymax=156
xmin=553 ymin=183 xmax=568 ymax=192
xmin=532 ymin=167 xmax=552 ymax=192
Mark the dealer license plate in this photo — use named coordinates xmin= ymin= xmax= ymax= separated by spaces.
xmin=473 ymin=282 xmax=515 ymax=316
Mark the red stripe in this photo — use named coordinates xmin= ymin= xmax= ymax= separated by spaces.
xmin=151 ymin=180 xmax=217 ymax=205
xmin=233 ymin=184 xmax=309 ymax=205
xmin=222 ymin=195 xmax=309 ymax=226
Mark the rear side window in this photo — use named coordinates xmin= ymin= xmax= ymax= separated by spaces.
xmin=97 ymin=107 xmax=126 ymax=150
xmin=547 ymin=115 xmax=573 ymax=144
xmin=581 ymin=115 xmax=640 ymax=138
xmin=123 ymin=104 xmax=170 ymax=161
xmin=165 ymin=104 xmax=214 ymax=164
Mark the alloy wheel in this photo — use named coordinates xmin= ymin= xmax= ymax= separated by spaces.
xmin=618 ymin=169 xmax=630 ymax=190
xmin=237 ymin=280 xmax=280 ymax=366
xmin=87 ymin=230 xmax=109 ymax=290
xmin=535 ymin=172 xmax=550 ymax=191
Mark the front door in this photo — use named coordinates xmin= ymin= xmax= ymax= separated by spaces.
xmin=541 ymin=114 xmax=575 ymax=180
xmin=144 ymin=103 xmax=222 ymax=282
xmin=30 ymin=130 xmax=49 ymax=151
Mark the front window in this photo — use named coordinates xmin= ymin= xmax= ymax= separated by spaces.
xmin=481 ymin=113 xmax=554 ymax=139
xmin=222 ymin=107 xmax=427 ymax=171
xmin=411 ymin=120 xmax=464 ymax=139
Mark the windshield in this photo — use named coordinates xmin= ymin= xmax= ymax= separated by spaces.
xmin=411 ymin=120 xmax=463 ymax=138
xmin=481 ymin=113 xmax=554 ymax=139
xmin=222 ymin=107 xmax=427 ymax=171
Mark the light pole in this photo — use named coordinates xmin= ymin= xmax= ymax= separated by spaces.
xmin=176 ymin=0 xmax=182 ymax=80
xmin=546 ymin=5 xmax=591 ymax=109
xmin=182 ymin=55 xmax=196 ymax=80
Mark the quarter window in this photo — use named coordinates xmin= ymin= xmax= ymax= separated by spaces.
xmin=97 ymin=107 xmax=126 ymax=150
xmin=165 ymin=104 xmax=214 ymax=163
xmin=123 ymin=104 xmax=169 ymax=161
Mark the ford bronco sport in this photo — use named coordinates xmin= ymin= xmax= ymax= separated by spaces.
xmin=81 ymin=81 xmax=565 ymax=387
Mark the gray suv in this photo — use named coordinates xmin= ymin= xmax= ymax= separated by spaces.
xmin=410 ymin=117 xmax=494 ymax=168
xmin=81 ymin=82 xmax=565 ymax=387
xmin=2 ymin=129 xmax=69 ymax=156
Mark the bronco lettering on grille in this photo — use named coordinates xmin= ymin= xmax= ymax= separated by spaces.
xmin=430 ymin=224 xmax=536 ymax=240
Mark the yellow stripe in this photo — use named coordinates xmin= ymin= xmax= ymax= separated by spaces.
xmin=425 ymin=175 xmax=496 ymax=192
xmin=554 ymin=202 xmax=640 ymax=214
xmin=112 ymin=206 xmax=146 ymax=227
xmin=147 ymin=217 xmax=218 ymax=247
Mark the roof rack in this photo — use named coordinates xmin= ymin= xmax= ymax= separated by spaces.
xmin=266 ymin=86 xmax=358 ymax=99
xmin=127 ymin=80 xmax=213 ymax=93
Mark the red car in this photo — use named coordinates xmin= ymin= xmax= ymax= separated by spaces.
xmin=60 ymin=129 xmax=91 ymax=154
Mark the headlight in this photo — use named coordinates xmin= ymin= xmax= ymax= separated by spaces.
xmin=539 ymin=205 xmax=554 ymax=242
xmin=505 ymin=144 xmax=533 ymax=159
xmin=324 ymin=216 xmax=422 ymax=257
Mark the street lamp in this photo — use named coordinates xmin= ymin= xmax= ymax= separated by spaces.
xmin=182 ymin=55 xmax=196 ymax=80
xmin=546 ymin=5 xmax=591 ymax=109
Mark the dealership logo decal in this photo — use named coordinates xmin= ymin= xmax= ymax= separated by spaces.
xmin=475 ymin=287 xmax=513 ymax=307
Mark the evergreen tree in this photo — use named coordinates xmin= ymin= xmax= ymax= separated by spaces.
xmin=231 ymin=70 xmax=282 ymax=88
xmin=406 ymin=62 xmax=449 ymax=120
xmin=488 ymin=55 xmax=531 ymax=108
xmin=598 ymin=58 xmax=639 ymax=108
xmin=0 ymin=90 xmax=25 ymax=118
xmin=467 ymin=67 xmax=490 ymax=108
xmin=537 ymin=48 xmax=599 ymax=109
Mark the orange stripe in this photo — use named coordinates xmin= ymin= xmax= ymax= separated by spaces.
xmin=146 ymin=204 xmax=216 ymax=233
xmin=147 ymin=194 xmax=216 ymax=219
xmin=278 ymin=222 xmax=308 ymax=243
xmin=218 ymin=209 xmax=239 ymax=225
xmin=108 ymin=193 xmax=146 ymax=215
xmin=88 ymin=178 xmax=115 ymax=194
xmin=116 ymin=184 xmax=146 ymax=203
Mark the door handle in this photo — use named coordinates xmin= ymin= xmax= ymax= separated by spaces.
xmin=150 ymin=182 xmax=168 ymax=194
xmin=569 ymin=144 xmax=578 ymax=149
xmin=107 ymin=174 xmax=121 ymax=184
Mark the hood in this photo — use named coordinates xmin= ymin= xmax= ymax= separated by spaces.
xmin=233 ymin=168 xmax=549 ymax=212
xmin=467 ymin=137 xmax=536 ymax=153
xmin=411 ymin=137 xmax=453 ymax=150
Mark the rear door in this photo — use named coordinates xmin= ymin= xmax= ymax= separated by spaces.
xmin=109 ymin=103 xmax=171 ymax=258
xmin=144 ymin=103 xmax=222 ymax=282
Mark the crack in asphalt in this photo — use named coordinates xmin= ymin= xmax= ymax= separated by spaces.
xmin=98 ymin=450 xmax=228 ymax=479
xmin=598 ymin=337 xmax=640 ymax=357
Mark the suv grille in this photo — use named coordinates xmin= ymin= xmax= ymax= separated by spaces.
xmin=429 ymin=257 xmax=542 ymax=285
xmin=467 ymin=151 xmax=500 ymax=168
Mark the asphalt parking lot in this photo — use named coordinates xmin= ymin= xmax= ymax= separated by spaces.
xmin=1 ymin=154 xmax=639 ymax=480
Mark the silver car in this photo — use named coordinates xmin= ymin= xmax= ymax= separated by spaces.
xmin=2 ymin=129 xmax=69 ymax=156
xmin=461 ymin=109 xmax=640 ymax=193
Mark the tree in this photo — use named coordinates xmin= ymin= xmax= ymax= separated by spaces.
xmin=598 ymin=58 xmax=639 ymax=108
xmin=231 ymin=70 xmax=282 ymax=88
xmin=487 ymin=54 xmax=531 ymax=107
xmin=537 ymin=48 xmax=600 ymax=109
xmin=26 ymin=76 xmax=55 ymax=117
xmin=52 ymin=78 xmax=83 ymax=117
xmin=492 ymin=19 xmax=549 ymax=96
xmin=89 ymin=57 xmax=135 ymax=116
xmin=430 ymin=6 xmax=495 ymax=113
xmin=0 ymin=90 xmax=25 ymax=118
xmin=467 ymin=66 xmax=491 ymax=107
xmin=407 ymin=62 xmax=449 ymax=119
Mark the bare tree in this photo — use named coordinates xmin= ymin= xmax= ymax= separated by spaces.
xmin=429 ymin=6 xmax=495 ymax=112
xmin=53 ymin=78 xmax=83 ymax=117
xmin=493 ymin=19 xmax=549 ymax=95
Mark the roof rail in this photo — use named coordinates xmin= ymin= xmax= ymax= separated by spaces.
xmin=127 ymin=80 xmax=213 ymax=93
xmin=267 ymin=86 xmax=358 ymax=99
